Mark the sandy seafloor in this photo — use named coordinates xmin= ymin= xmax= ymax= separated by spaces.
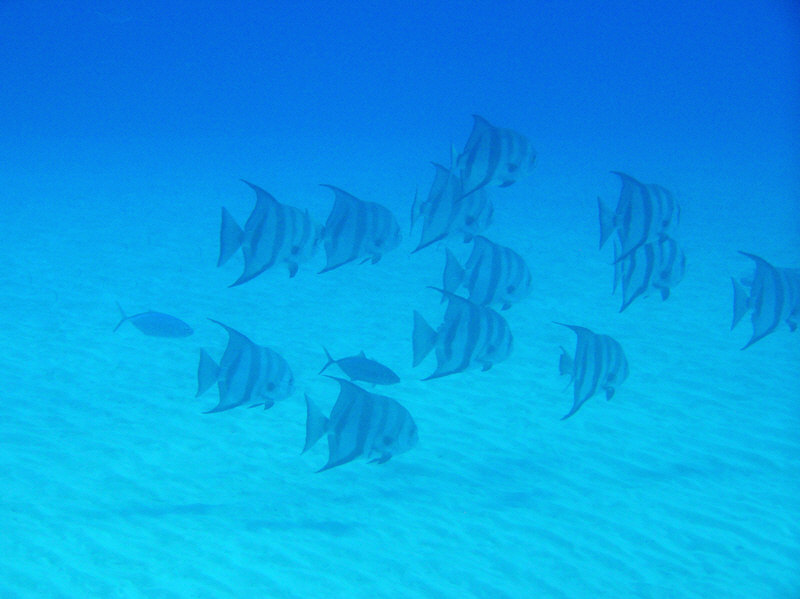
xmin=0 ymin=132 xmax=798 ymax=599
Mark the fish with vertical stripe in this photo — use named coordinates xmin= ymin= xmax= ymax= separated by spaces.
xmin=319 ymin=185 xmax=402 ymax=273
xmin=613 ymin=236 xmax=686 ymax=312
xmin=731 ymin=252 xmax=800 ymax=349
xmin=443 ymin=236 xmax=532 ymax=310
xmin=411 ymin=162 xmax=494 ymax=252
xmin=413 ymin=287 xmax=513 ymax=379
xmin=196 ymin=320 xmax=294 ymax=413
xmin=218 ymin=180 xmax=322 ymax=285
xmin=557 ymin=323 xmax=629 ymax=420
xmin=598 ymin=172 xmax=680 ymax=261
xmin=303 ymin=377 xmax=418 ymax=472
xmin=455 ymin=115 xmax=537 ymax=198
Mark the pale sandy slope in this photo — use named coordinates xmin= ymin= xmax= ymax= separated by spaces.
xmin=0 ymin=156 xmax=797 ymax=599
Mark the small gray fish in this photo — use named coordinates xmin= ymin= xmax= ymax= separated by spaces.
xmin=319 ymin=347 xmax=400 ymax=385
xmin=557 ymin=323 xmax=628 ymax=420
xmin=303 ymin=377 xmax=418 ymax=472
xmin=731 ymin=252 xmax=800 ymax=349
xmin=113 ymin=302 xmax=193 ymax=337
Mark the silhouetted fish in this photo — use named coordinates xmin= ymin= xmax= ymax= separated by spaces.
xmin=455 ymin=115 xmax=537 ymax=197
xmin=303 ymin=377 xmax=418 ymax=472
xmin=731 ymin=252 xmax=800 ymax=349
xmin=443 ymin=236 xmax=532 ymax=310
xmin=218 ymin=180 xmax=322 ymax=285
xmin=319 ymin=185 xmax=402 ymax=273
xmin=411 ymin=163 xmax=493 ymax=252
xmin=598 ymin=172 xmax=680 ymax=261
xmin=196 ymin=319 xmax=294 ymax=412
xmin=319 ymin=347 xmax=400 ymax=385
xmin=113 ymin=302 xmax=193 ymax=337
xmin=413 ymin=288 xmax=513 ymax=379
xmin=557 ymin=323 xmax=628 ymax=420
xmin=613 ymin=236 xmax=685 ymax=312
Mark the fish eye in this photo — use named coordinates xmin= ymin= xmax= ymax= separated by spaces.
xmin=506 ymin=285 xmax=515 ymax=293
xmin=464 ymin=216 xmax=474 ymax=225
xmin=383 ymin=435 xmax=394 ymax=445
xmin=508 ymin=163 xmax=518 ymax=172
xmin=290 ymin=245 xmax=300 ymax=255
xmin=267 ymin=382 xmax=275 ymax=391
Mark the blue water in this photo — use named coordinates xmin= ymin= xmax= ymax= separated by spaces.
xmin=1 ymin=2 xmax=798 ymax=597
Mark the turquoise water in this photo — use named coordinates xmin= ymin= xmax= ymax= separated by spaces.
xmin=1 ymin=2 xmax=798 ymax=597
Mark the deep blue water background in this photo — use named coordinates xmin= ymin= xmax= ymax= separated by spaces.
xmin=1 ymin=2 xmax=798 ymax=598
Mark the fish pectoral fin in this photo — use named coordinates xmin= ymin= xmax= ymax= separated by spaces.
xmin=481 ymin=362 xmax=493 ymax=372
xmin=368 ymin=453 xmax=392 ymax=465
xmin=371 ymin=254 xmax=381 ymax=264
xmin=605 ymin=386 xmax=616 ymax=401
xmin=287 ymin=262 xmax=299 ymax=278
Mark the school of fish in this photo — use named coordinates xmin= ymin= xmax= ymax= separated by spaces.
xmin=113 ymin=114 xmax=797 ymax=469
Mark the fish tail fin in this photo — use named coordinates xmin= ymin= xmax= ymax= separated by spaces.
xmin=113 ymin=301 xmax=128 ymax=332
xmin=558 ymin=346 xmax=574 ymax=376
xmin=598 ymin=197 xmax=616 ymax=249
xmin=319 ymin=346 xmax=336 ymax=374
xmin=442 ymin=248 xmax=464 ymax=298
xmin=196 ymin=349 xmax=220 ymax=397
xmin=218 ymin=207 xmax=243 ymax=267
xmin=303 ymin=393 xmax=329 ymax=453
xmin=731 ymin=277 xmax=750 ymax=330
xmin=412 ymin=311 xmax=437 ymax=367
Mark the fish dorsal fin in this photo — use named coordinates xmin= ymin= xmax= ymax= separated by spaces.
xmin=240 ymin=179 xmax=281 ymax=214
xmin=320 ymin=184 xmax=362 ymax=208
xmin=470 ymin=114 xmax=493 ymax=136
xmin=207 ymin=318 xmax=254 ymax=350
xmin=358 ymin=350 xmax=366 ymax=358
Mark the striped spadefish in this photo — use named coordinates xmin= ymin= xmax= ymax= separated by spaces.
xmin=558 ymin=324 xmax=628 ymax=420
